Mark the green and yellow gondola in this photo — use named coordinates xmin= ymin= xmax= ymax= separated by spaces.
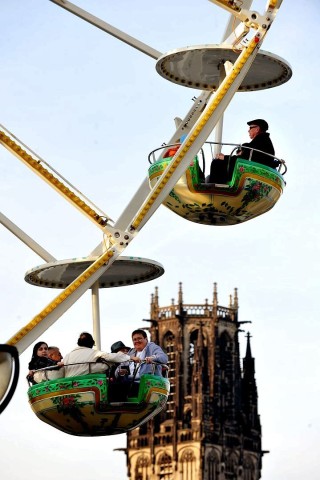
xmin=148 ymin=148 xmax=286 ymax=226
xmin=27 ymin=371 xmax=170 ymax=437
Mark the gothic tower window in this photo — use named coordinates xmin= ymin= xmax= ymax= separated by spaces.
xmin=158 ymin=452 xmax=173 ymax=480
xmin=135 ymin=455 xmax=150 ymax=480
xmin=164 ymin=332 xmax=175 ymax=420
xmin=219 ymin=331 xmax=235 ymax=420
xmin=188 ymin=330 xmax=199 ymax=395
xmin=225 ymin=452 xmax=238 ymax=479
xmin=164 ymin=331 xmax=175 ymax=378
xmin=183 ymin=409 xmax=192 ymax=429
xmin=243 ymin=456 xmax=255 ymax=480
xmin=189 ymin=330 xmax=199 ymax=364
xmin=207 ymin=451 xmax=219 ymax=480
xmin=181 ymin=450 xmax=196 ymax=480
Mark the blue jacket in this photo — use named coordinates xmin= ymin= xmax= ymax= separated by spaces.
xmin=128 ymin=342 xmax=168 ymax=377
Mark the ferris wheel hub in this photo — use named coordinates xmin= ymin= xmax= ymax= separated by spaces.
xmin=24 ymin=256 xmax=164 ymax=289
xmin=156 ymin=44 xmax=292 ymax=91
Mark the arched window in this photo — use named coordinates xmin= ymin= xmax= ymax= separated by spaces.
xmin=218 ymin=331 xmax=236 ymax=420
xmin=225 ymin=452 xmax=238 ymax=479
xmin=163 ymin=331 xmax=175 ymax=378
xmin=187 ymin=330 xmax=199 ymax=395
xmin=135 ymin=455 xmax=149 ymax=480
xmin=189 ymin=330 xmax=199 ymax=365
xmin=243 ymin=456 xmax=255 ymax=480
xmin=163 ymin=332 xmax=175 ymax=419
xmin=181 ymin=450 xmax=196 ymax=480
xmin=158 ymin=452 xmax=173 ymax=480
xmin=207 ymin=451 xmax=219 ymax=480
xmin=183 ymin=409 xmax=192 ymax=429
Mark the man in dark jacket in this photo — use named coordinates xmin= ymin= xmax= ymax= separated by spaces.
xmin=208 ymin=119 xmax=277 ymax=183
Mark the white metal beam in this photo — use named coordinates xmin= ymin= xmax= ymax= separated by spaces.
xmin=0 ymin=212 xmax=56 ymax=263
xmin=49 ymin=0 xmax=162 ymax=59
xmin=7 ymin=247 xmax=121 ymax=354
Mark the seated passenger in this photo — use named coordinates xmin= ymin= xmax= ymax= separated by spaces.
xmin=109 ymin=341 xmax=131 ymax=380
xmin=63 ymin=332 xmax=139 ymax=378
xmin=115 ymin=329 xmax=168 ymax=397
xmin=27 ymin=341 xmax=63 ymax=384
xmin=163 ymin=144 xmax=180 ymax=158
xmin=163 ymin=134 xmax=187 ymax=159
xmin=108 ymin=341 xmax=131 ymax=402
xmin=48 ymin=346 xmax=63 ymax=363
xmin=208 ymin=119 xmax=278 ymax=184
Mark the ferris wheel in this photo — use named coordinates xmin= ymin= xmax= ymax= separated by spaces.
xmin=0 ymin=0 xmax=291 ymax=434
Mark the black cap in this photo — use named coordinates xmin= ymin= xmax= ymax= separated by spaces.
xmin=111 ymin=341 xmax=130 ymax=353
xmin=247 ymin=119 xmax=269 ymax=131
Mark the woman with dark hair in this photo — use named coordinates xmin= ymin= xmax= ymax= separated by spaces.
xmin=27 ymin=341 xmax=61 ymax=384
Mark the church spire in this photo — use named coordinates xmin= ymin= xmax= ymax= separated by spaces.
xmin=178 ymin=282 xmax=183 ymax=306
xmin=150 ymin=286 xmax=159 ymax=319
xmin=150 ymin=292 xmax=155 ymax=318
xmin=242 ymin=332 xmax=260 ymax=435
xmin=234 ymin=287 xmax=239 ymax=309
xmin=213 ymin=282 xmax=218 ymax=308
xmin=154 ymin=286 xmax=159 ymax=308
xmin=245 ymin=332 xmax=252 ymax=358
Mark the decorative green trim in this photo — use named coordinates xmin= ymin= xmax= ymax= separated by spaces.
xmin=230 ymin=159 xmax=285 ymax=189
xmin=148 ymin=156 xmax=203 ymax=184
xmin=28 ymin=373 xmax=108 ymax=402
xmin=148 ymin=159 xmax=170 ymax=177
xmin=28 ymin=373 xmax=169 ymax=404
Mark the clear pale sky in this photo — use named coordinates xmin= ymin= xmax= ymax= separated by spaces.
xmin=1 ymin=1 xmax=319 ymax=479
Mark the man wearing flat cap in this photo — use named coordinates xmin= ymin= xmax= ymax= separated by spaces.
xmin=209 ymin=118 xmax=277 ymax=183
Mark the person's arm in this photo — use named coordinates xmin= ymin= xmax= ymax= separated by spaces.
xmin=100 ymin=352 xmax=130 ymax=363
xmin=145 ymin=344 xmax=168 ymax=364
xmin=100 ymin=352 xmax=141 ymax=363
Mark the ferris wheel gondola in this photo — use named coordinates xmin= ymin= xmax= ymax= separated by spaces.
xmin=148 ymin=143 xmax=286 ymax=226
xmin=27 ymin=361 xmax=170 ymax=436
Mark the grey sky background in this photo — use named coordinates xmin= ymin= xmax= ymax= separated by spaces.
xmin=1 ymin=1 xmax=319 ymax=479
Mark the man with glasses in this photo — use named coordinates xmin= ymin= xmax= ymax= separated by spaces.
xmin=128 ymin=329 xmax=168 ymax=378
xmin=208 ymin=118 xmax=277 ymax=183
xmin=115 ymin=330 xmax=168 ymax=382
xmin=112 ymin=330 xmax=168 ymax=399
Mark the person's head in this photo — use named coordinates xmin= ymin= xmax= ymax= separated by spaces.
xmin=48 ymin=346 xmax=63 ymax=362
xmin=110 ymin=341 xmax=130 ymax=354
xmin=32 ymin=341 xmax=49 ymax=359
xmin=247 ymin=119 xmax=269 ymax=140
xmin=77 ymin=332 xmax=95 ymax=349
xmin=131 ymin=329 xmax=148 ymax=352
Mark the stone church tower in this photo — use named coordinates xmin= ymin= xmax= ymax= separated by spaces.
xmin=125 ymin=283 xmax=264 ymax=479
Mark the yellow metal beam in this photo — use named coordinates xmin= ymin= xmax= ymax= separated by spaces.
xmin=210 ymin=0 xmax=241 ymax=13
xmin=7 ymin=247 xmax=115 ymax=351
xmin=0 ymin=129 xmax=109 ymax=229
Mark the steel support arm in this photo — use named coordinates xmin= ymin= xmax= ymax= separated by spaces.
xmin=50 ymin=0 xmax=162 ymax=59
